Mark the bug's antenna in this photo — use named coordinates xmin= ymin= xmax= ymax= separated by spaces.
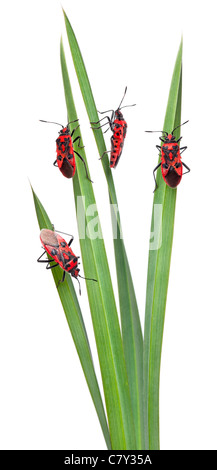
xmin=118 ymin=86 xmax=127 ymax=109
xmin=172 ymin=120 xmax=189 ymax=134
xmin=39 ymin=120 xmax=64 ymax=128
xmin=76 ymin=277 xmax=81 ymax=295
xmin=118 ymin=87 xmax=136 ymax=111
xmin=120 ymin=104 xmax=136 ymax=110
xmin=79 ymin=274 xmax=98 ymax=282
xmin=97 ymin=87 xmax=135 ymax=115
xmin=145 ymin=130 xmax=168 ymax=136
xmin=76 ymin=275 xmax=97 ymax=296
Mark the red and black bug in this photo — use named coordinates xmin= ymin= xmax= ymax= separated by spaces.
xmin=91 ymin=87 xmax=135 ymax=168
xmin=146 ymin=120 xmax=190 ymax=191
xmin=40 ymin=119 xmax=92 ymax=182
xmin=37 ymin=228 xmax=97 ymax=294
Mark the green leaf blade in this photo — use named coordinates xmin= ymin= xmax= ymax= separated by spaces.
xmin=60 ymin=39 xmax=137 ymax=450
xmin=112 ymin=206 xmax=145 ymax=449
xmin=31 ymin=186 xmax=111 ymax=449
xmin=144 ymin=40 xmax=183 ymax=450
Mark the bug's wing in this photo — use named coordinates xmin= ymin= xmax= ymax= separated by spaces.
xmin=40 ymin=229 xmax=59 ymax=247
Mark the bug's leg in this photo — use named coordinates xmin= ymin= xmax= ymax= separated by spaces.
xmin=180 ymin=146 xmax=187 ymax=155
xmin=38 ymin=252 xmax=59 ymax=271
xmin=71 ymin=124 xmax=80 ymax=137
xmin=91 ymin=123 xmax=111 ymax=132
xmin=73 ymin=135 xmax=85 ymax=149
xmin=91 ymin=123 xmax=111 ymax=133
xmin=53 ymin=160 xmax=58 ymax=167
xmin=176 ymin=136 xmax=183 ymax=143
xmin=153 ymin=162 xmax=161 ymax=192
xmin=68 ymin=118 xmax=79 ymax=125
xmin=99 ymin=150 xmax=111 ymax=160
xmin=37 ymin=251 xmax=49 ymax=262
xmin=68 ymin=237 xmax=74 ymax=247
xmin=58 ymin=271 xmax=66 ymax=285
xmin=90 ymin=116 xmax=112 ymax=126
xmin=103 ymin=126 xmax=111 ymax=134
xmin=91 ymin=116 xmax=112 ymax=132
xmin=53 ymin=229 xmax=74 ymax=239
xmin=182 ymin=162 xmax=190 ymax=174
xmin=46 ymin=262 xmax=59 ymax=270
xmin=74 ymin=150 xmax=93 ymax=183
xmin=156 ymin=145 xmax=161 ymax=152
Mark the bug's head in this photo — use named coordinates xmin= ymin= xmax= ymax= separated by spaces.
xmin=167 ymin=120 xmax=189 ymax=141
xmin=59 ymin=126 xmax=70 ymax=136
xmin=72 ymin=267 xmax=80 ymax=278
xmin=115 ymin=109 xmax=124 ymax=120
xmin=70 ymin=266 xmax=80 ymax=294
xmin=163 ymin=133 xmax=176 ymax=143
xmin=146 ymin=120 xmax=189 ymax=143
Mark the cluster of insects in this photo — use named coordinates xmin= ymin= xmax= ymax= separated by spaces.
xmin=38 ymin=87 xmax=190 ymax=293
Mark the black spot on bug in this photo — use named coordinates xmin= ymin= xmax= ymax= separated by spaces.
xmin=51 ymin=249 xmax=57 ymax=256
xmin=171 ymin=146 xmax=179 ymax=158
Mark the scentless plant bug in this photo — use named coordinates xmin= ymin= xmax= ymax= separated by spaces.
xmin=39 ymin=119 xmax=93 ymax=182
xmin=91 ymin=87 xmax=135 ymax=168
xmin=37 ymin=228 xmax=97 ymax=294
xmin=146 ymin=120 xmax=190 ymax=191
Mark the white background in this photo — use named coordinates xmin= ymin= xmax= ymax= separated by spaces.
xmin=1 ymin=0 xmax=217 ymax=450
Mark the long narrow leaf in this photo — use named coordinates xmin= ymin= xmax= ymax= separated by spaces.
xmin=144 ymin=40 xmax=183 ymax=450
xmin=60 ymin=39 xmax=136 ymax=450
xmin=32 ymin=187 xmax=111 ymax=449
xmin=111 ymin=205 xmax=145 ymax=449
xmin=63 ymin=11 xmax=144 ymax=449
